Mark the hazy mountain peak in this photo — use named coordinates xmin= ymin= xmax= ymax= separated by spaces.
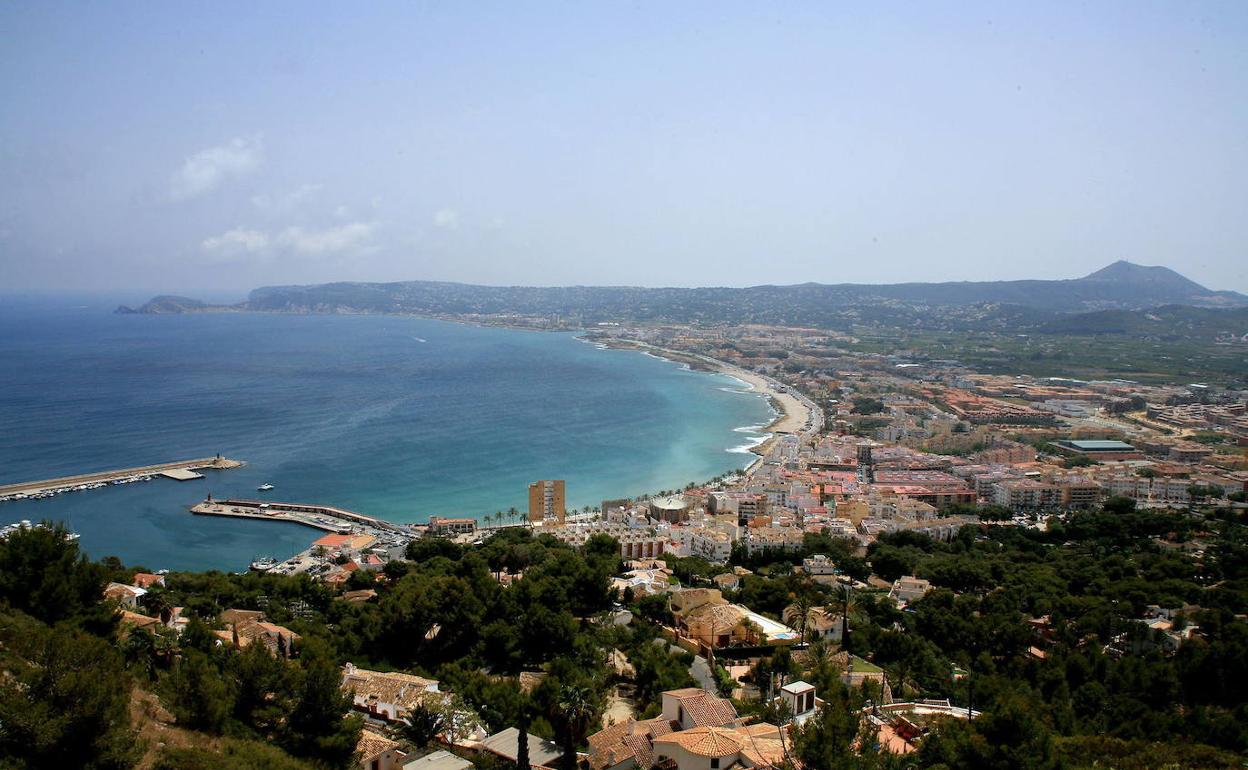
xmin=1082 ymin=260 xmax=1207 ymax=290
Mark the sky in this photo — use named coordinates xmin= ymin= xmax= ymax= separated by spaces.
xmin=2 ymin=2 xmax=1247 ymax=298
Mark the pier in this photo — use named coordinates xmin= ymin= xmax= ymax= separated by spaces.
xmin=190 ymin=498 xmax=405 ymax=535
xmin=0 ymin=456 xmax=244 ymax=502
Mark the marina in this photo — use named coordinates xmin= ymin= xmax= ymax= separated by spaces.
xmin=0 ymin=456 xmax=244 ymax=503
xmin=189 ymin=497 xmax=413 ymax=577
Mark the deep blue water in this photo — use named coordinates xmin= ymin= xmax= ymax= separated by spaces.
xmin=0 ymin=300 xmax=772 ymax=571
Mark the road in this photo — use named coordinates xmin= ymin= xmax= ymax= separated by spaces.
xmin=663 ymin=640 xmax=717 ymax=691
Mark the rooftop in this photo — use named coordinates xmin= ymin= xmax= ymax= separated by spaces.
xmin=1059 ymin=440 xmax=1137 ymax=451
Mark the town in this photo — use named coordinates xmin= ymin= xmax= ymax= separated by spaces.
xmin=7 ymin=319 xmax=1246 ymax=770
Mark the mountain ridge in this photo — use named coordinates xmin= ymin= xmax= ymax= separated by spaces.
xmin=118 ymin=261 xmax=1248 ymax=332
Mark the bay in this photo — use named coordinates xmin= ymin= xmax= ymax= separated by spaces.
xmin=0 ymin=301 xmax=773 ymax=571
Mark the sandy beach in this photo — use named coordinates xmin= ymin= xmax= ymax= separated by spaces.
xmin=713 ymin=364 xmax=812 ymax=434
xmin=611 ymin=340 xmax=817 ymax=436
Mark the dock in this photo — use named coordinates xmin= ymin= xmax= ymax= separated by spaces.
xmin=190 ymin=498 xmax=405 ymax=535
xmin=0 ymin=456 xmax=244 ymax=502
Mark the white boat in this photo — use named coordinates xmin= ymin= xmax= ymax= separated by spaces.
xmin=258 ymin=483 xmax=274 ymax=491
xmin=250 ymin=557 xmax=277 ymax=572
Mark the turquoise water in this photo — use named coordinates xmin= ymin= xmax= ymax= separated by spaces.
xmin=0 ymin=300 xmax=772 ymax=571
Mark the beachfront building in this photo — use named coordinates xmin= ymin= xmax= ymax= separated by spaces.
xmin=528 ymin=479 xmax=566 ymax=523
xmin=427 ymin=516 xmax=476 ymax=537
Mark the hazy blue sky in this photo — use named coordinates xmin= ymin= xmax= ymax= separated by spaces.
xmin=2 ymin=2 xmax=1246 ymax=296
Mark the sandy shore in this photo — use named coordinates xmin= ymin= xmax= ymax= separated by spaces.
xmin=713 ymin=364 xmax=811 ymax=434
xmin=603 ymin=340 xmax=816 ymax=436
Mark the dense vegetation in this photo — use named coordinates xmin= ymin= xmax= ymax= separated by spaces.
xmin=4 ymin=500 xmax=1248 ymax=769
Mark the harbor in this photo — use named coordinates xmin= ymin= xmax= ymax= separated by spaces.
xmin=0 ymin=456 xmax=244 ymax=503
xmin=190 ymin=497 xmax=412 ymax=577
xmin=190 ymin=497 xmax=407 ymax=535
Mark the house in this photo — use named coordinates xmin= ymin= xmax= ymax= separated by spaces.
xmin=358 ymin=552 xmax=386 ymax=571
xmin=612 ymin=567 xmax=674 ymax=599
xmin=802 ymin=554 xmax=838 ymax=576
xmin=711 ymin=573 xmax=740 ymax=591
xmin=587 ymin=688 xmax=740 ymax=770
xmin=670 ymin=588 xmax=799 ymax=650
xmin=865 ymin=700 xmax=980 ymax=755
xmin=103 ymin=582 xmax=146 ymax=609
xmin=341 ymin=663 xmax=440 ymax=723
xmin=356 ymin=729 xmax=406 ymax=770
xmin=588 ymin=716 xmax=672 ymax=770
xmin=778 ymin=681 xmax=818 ymax=725
xmin=402 ymin=749 xmax=474 ymax=770
xmin=214 ymin=610 xmax=300 ymax=656
xmin=782 ymin=604 xmax=842 ymax=643
xmin=118 ymin=610 xmax=162 ymax=637
xmin=661 ymin=689 xmax=739 ymax=730
xmin=888 ymin=576 xmax=932 ymax=606
xmin=342 ymin=589 xmax=379 ymax=603
xmin=477 ymin=727 xmax=563 ymax=768
xmin=651 ymin=723 xmax=787 ymax=770
xmin=132 ymin=572 xmax=166 ymax=589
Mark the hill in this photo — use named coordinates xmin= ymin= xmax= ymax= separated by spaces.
xmin=1039 ymin=304 xmax=1248 ymax=340
xmin=120 ymin=261 xmax=1247 ymax=329
xmin=115 ymin=295 xmax=210 ymax=314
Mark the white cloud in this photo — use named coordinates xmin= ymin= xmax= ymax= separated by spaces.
xmin=251 ymin=183 xmax=323 ymax=214
xmin=201 ymin=227 xmax=270 ymax=255
xmin=433 ymin=208 xmax=459 ymax=229
xmin=276 ymin=221 xmax=378 ymax=255
xmin=171 ymin=137 xmax=262 ymax=200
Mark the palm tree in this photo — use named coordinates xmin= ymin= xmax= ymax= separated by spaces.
xmin=788 ymin=590 xmax=816 ymax=645
xmin=840 ymin=584 xmax=856 ymax=649
xmin=556 ymin=685 xmax=596 ymax=770
xmin=399 ymin=698 xmax=447 ymax=750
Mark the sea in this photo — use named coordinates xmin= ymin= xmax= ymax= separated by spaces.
xmin=0 ymin=297 xmax=774 ymax=572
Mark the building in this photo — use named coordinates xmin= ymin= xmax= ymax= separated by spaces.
xmin=427 ymin=516 xmax=476 ymax=537
xmin=214 ymin=610 xmax=300 ymax=657
xmin=991 ymin=478 xmax=1064 ymax=511
xmin=889 ymin=576 xmax=932 ymax=606
xmin=356 ymin=729 xmax=406 ymax=770
xmin=649 ymin=494 xmax=691 ymax=523
xmin=651 ymin=724 xmax=787 ymax=770
xmin=1051 ymin=439 xmax=1143 ymax=461
xmin=867 ymin=700 xmax=980 ymax=755
xmin=802 ymin=554 xmax=838 ymax=576
xmin=402 ymin=750 xmax=474 ymax=770
xmin=779 ymin=680 xmax=818 ymax=724
xmin=478 ymin=728 xmax=563 ymax=768
xmin=587 ymin=688 xmax=758 ymax=770
xmin=528 ymin=479 xmax=566 ymax=523
xmin=103 ymin=582 xmax=145 ymax=609
xmin=341 ymin=663 xmax=440 ymax=723
xmin=670 ymin=589 xmax=799 ymax=650
xmin=313 ymin=532 xmax=379 ymax=556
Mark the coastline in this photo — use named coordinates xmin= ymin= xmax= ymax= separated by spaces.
xmin=593 ymin=339 xmax=816 ymax=441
